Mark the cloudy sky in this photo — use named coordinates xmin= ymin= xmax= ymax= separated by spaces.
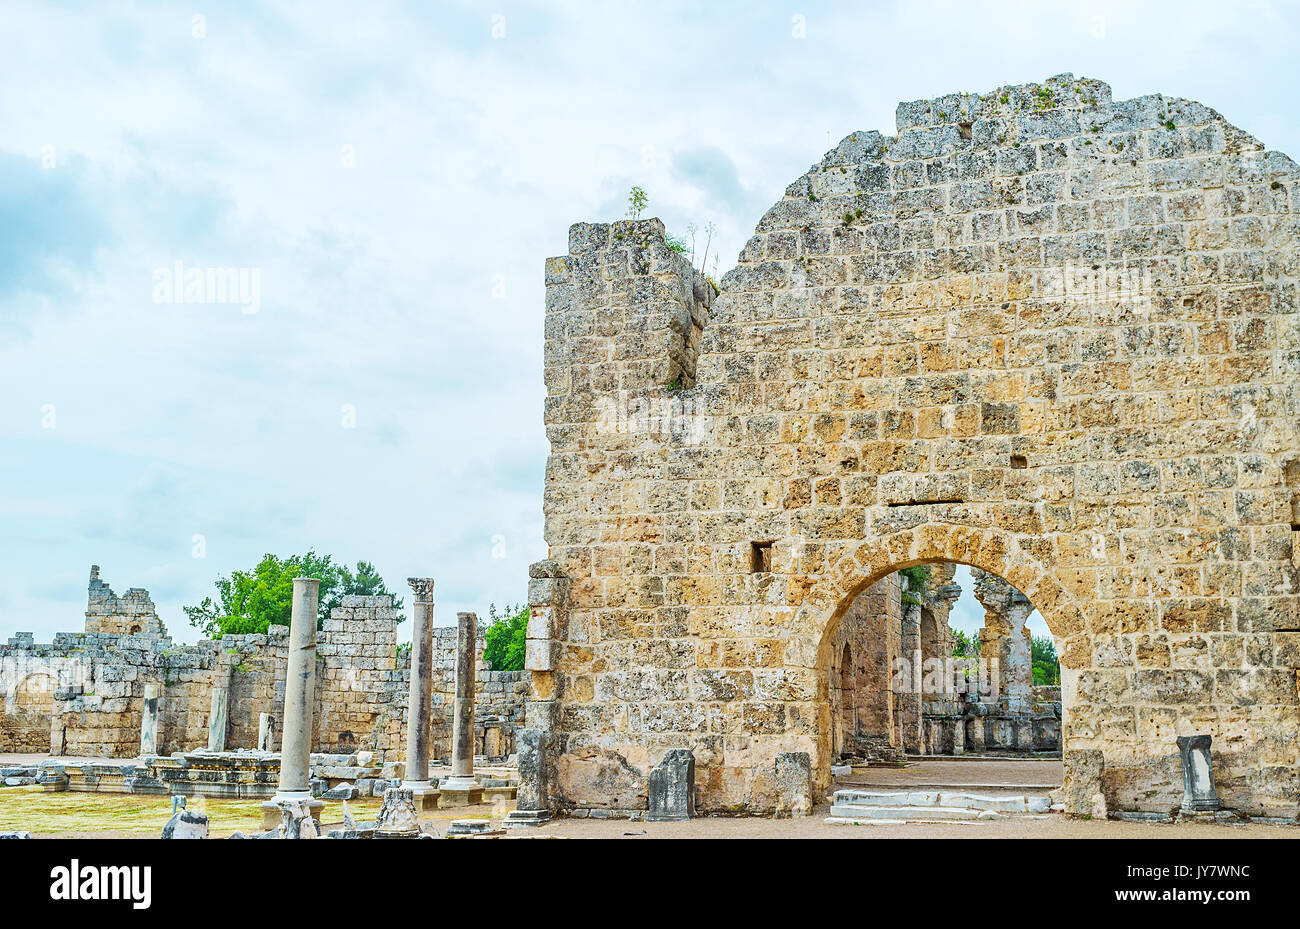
xmin=1 ymin=1 xmax=1295 ymax=643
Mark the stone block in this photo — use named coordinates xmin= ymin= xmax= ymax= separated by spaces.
xmin=774 ymin=752 xmax=812 ymax=818
xmin=647 ymin=749 xmax=695 ymax=822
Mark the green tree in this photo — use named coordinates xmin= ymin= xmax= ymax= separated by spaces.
xmin=186 ymin=552 xmax=402 ymax=638
xmin=483 ymin=602 xmax=527 ymax=671
xmin=951 ymin=630 xmax=981 ymax=658
xmin=899 ymin=565 xmax=930 ymax=606
xmin=1032 ymin=635 xmax=1060 ymax=685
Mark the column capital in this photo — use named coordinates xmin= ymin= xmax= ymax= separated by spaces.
xmin=406 ymin=577 xmax=435 ymax=603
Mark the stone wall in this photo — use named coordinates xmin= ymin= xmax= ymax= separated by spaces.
xmin=0 ymin=568 xmax=526 ymax=762
xmin=533 ymin=74 xmax=1300 ymax=817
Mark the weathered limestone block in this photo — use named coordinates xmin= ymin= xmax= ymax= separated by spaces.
xmin=161 ymin=809 xmax=209 ymax=839
xmin=774 ymin=752 xmax=812 ymax=818
xmin=647 ymin=748 xmax=696 ymax=822
xmin=1060 ymin=749 xmax=1107 ymax=819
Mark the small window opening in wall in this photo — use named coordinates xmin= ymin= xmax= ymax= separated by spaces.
xmin=1010 ymin=454 xmax=1028 ymax=469
xmin=958 ymin=121 xmax=973 ymax=141
xmin=751 ymin=541 xmax=773 ymax=573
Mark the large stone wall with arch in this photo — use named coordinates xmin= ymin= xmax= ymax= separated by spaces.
xmin=531 ymin=74 xmax=1300 ymax=818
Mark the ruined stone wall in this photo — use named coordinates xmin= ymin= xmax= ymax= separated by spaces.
xmin=829 ymin=573 xmax=901 ymax=757
xmin=535 ymin=74 xmax=1300 ymax=817
xmin=0 ymin=571 xmax=526 ymax=762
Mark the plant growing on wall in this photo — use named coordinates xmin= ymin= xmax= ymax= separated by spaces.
xmin=483 ymin=602 xmax=527 ymax=671
xmin=626 ymin=185 xmax=648 ymax=219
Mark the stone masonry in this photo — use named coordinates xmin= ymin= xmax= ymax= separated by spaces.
xmin=531 ymin=75 xmax=1300 ymax=817
xmin=0 ymin=567 xmax=526 ymax=763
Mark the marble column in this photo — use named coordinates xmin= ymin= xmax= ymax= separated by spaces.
xmin=403 ymin=577 xmax=437 ymax=809
xmin=439 ymin=611 xmax=483 ymax=806
xmin=257 ymin=713 xmax=276 ymax=752
xmin=206 ymin=659 xmax=231 ymax=752
xmin=263 ymin=577 xmax=324 ymax=829
xmin=140 ymin=683 xmax=160 ymax=756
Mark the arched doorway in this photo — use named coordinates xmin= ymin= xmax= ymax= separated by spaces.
xmin=800 ymin=524 xmax=1085 ymax=800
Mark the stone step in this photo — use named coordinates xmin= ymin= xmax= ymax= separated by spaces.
xmin=828 ymin=804 xmax=989 ymax=822
xmin=829 ymin=788 xmax=1052 ymax=818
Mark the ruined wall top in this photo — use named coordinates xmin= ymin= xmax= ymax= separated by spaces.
xmin=84 ymin=565 xmax=167 ymax=637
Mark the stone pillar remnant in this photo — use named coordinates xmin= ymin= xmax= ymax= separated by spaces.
xmin=972 ymin=568 xmax=1035 ymax=715
xmin=140 ymin=683 xmax=160 ymax=756
xmin=647 ymin=749 xmax=695 ymax=821
xmin=1060 ymin=748 xmax=1107 ymax=819
xmin=440 ymin=612 xmax=483 ymax=807
xmin=1176 ymin=735 xmax=1220 ymax=813
xmin=503 ymin=727 xmax=550 ymax=828
xmin=262 ymin=577 xmax=323 ymax=829
xmin=206 ymin=659 xmax=231 ymax=752
xmin=403 ymin=578 xmax=437 ymax=809
xmin=257 ymin=713 xmax=275 ymax=752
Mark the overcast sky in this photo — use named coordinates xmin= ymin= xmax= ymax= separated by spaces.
xmin=1 ymin=1 xmax=1295 ymax=643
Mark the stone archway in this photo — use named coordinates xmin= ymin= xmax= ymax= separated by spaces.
xmin=802 ymin=524 xmax=1085 ymax=794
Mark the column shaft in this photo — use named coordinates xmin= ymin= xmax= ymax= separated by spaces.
xmin=275 ymin=577 xmax=319 ymax=797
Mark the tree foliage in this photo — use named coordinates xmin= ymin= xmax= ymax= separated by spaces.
xmin=1032 ymin=635 xmax=1061 ymax=685
xmin=951 ymin=630 xmax=981 ymax=658
xmin=185 ymin=552 xmax=405 ymax=639
xmin=899 ymin=565 xmax=931 ymax=606
xmin=483 ymin=602 xmax=527 ymax=672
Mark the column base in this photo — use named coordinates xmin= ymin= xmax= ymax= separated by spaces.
xmin=438 ymin=777 xmax=484 ymax=807
xmin=403 ymin=780 xmax=440 ymax=810
xmin=503 ymin=809 xmax=551 ymax=828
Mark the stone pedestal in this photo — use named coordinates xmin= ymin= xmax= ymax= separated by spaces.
xmin=1176 ymin=734 xmax=1220 ymax=812
xmin=263 ymin=577 xmax=324 ymax=828
xmin=403 ymin=578 xmax=437 ymax=810
xmin=374 ymin=786 xmax=422 ymax=837
xmin=140 ymin=684 xmax=160 ymax=756
xmin=647 ymin=748 xmax=695 ymax=821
